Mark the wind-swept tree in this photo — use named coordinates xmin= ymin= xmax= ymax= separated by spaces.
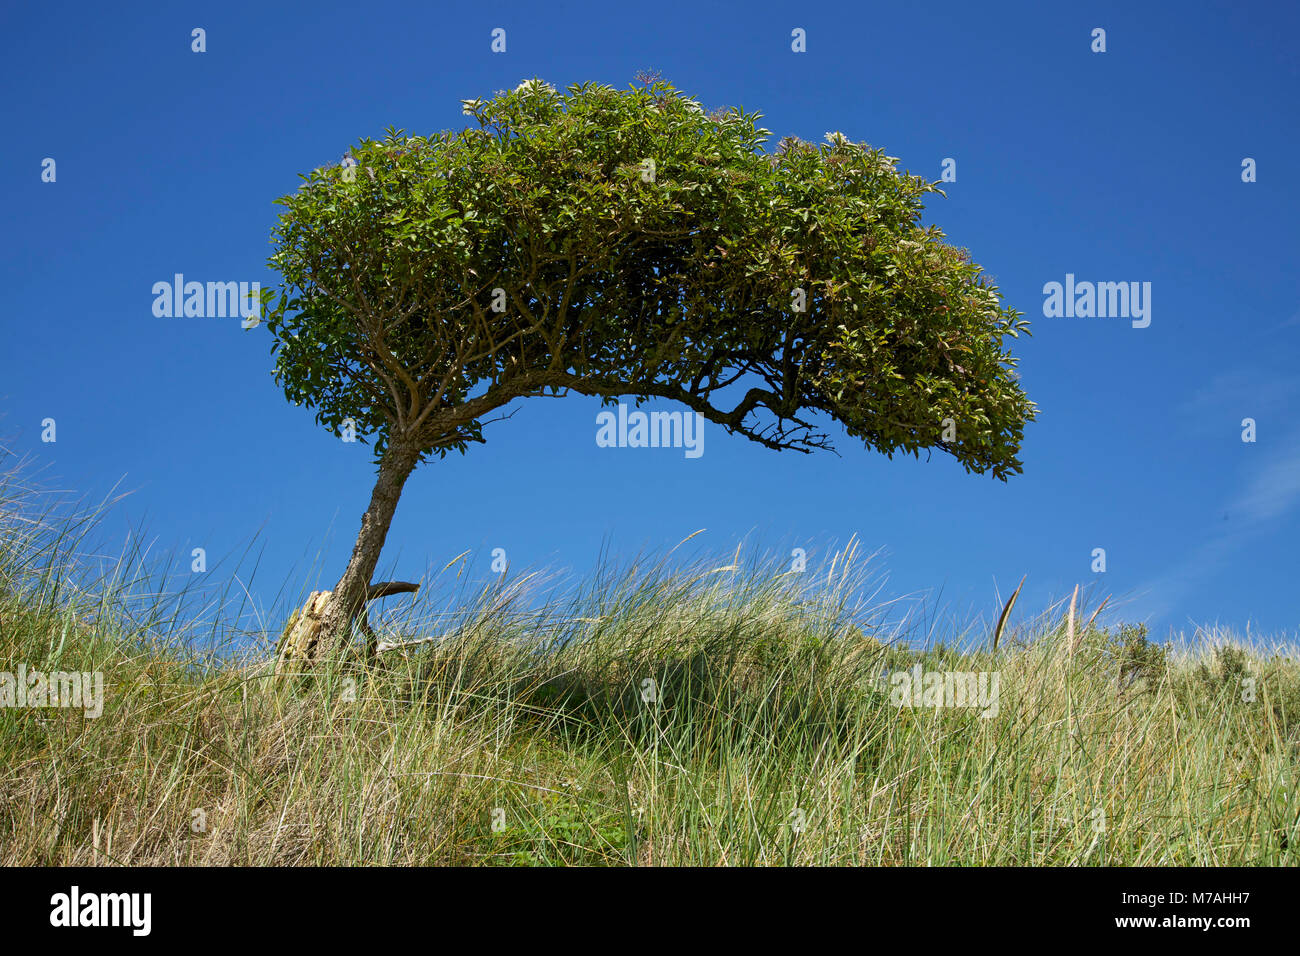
xmin=264 ymin=78 xmax=1036 ymax=667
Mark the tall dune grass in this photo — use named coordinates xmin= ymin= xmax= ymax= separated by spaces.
xmin=1 ymin=457 xmax=1296 ymax=865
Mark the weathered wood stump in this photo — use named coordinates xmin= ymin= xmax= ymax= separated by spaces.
xmin=274 ymin=581 xmax=419 ymax=677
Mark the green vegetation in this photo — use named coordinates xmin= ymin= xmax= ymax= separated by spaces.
xmin=1 ymin=474 xmax=1296 ymax=866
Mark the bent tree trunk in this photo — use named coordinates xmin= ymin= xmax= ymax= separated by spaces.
xmin=278 ymin=435 xmax=422 ymax=671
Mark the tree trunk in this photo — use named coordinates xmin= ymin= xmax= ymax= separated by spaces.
xmin=312 ymin=436 xmax=422 ymax=663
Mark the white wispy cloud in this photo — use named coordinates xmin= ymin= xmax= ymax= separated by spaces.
xmin=1180 ymin=369 xmax=1297 ymax=425
xmin=1132 ymin=366 xmax=1300 ymax=625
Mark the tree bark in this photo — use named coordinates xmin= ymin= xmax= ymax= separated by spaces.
xmin=313 ymin=435 xmax=422 ymax=662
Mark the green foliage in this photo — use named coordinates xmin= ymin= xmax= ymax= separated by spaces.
xmin=1107 ymin=623 xmax=1168 ymax=692
xmin=1197 ymin=644 xmax=1249 ymax=690
xmin=488 ymin=789 xmax=630 ymax=866
xmin=266 ymin=79 xmax=1035 ymax=475
xmin=1195 ymin=645 xmax=1300 ymax=742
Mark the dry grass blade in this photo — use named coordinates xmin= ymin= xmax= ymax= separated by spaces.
xmin=1086 ymin=596 xmax=1110 ymax=631
xmin=1066 ymin=584 xmax=1079 ymax=656
xmin=993 ymin=575 xmax=1026 ymax=650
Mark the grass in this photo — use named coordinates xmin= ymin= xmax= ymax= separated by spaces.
xmin=1 ymin=463 xmax=1297 ymax=866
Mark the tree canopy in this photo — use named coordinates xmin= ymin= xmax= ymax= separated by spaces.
xmin=265 ymin=78 xmax=1035 ymax=478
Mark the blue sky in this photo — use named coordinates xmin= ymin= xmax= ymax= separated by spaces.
xmin=3 ymin=0 xmax=1297 ymax=645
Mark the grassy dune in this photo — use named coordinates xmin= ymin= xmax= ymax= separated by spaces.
xmin=1 ymin=473 xmax=1297 ymax=866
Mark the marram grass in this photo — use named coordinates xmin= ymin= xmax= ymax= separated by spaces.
xmin=0 ymin=474 xmax=1296 ymax=866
